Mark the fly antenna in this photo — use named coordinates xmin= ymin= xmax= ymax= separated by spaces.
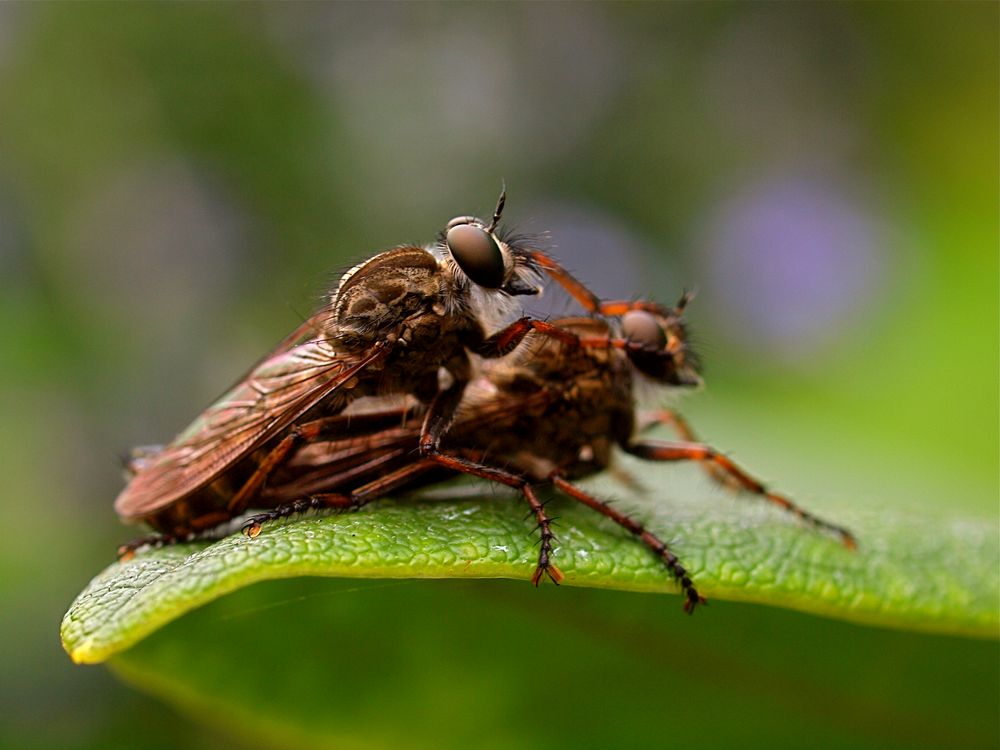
xmin=677 ymin=288 xmax=697 ymax=312
xmin=487 ymin=181 xmax=507 ymax=233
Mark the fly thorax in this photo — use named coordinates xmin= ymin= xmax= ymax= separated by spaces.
xmin=332 ymin=246 xmax=444 ymax=346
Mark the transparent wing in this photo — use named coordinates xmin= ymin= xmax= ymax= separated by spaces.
xmin=114 ymin=337 xmax=388 ymax=519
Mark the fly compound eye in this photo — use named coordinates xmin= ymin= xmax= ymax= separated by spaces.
xmin=622 ymin=310 xmax=667 ymax=351
xmin=446 ymin=223 xmax=506 ymax=289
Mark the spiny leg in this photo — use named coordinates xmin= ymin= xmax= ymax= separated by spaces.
xmin=549 ymin=475 xmax=705 ymax=613
xmin=117 ymin=511 xmax=240 ymax=560
xmin=422 ymin=450 xmax=564 ymax=585
xmin=240 ymin=458 xmax=440 ymax=537
xmin=239 ymin=450 xmax=563 ymax=588
xmin=626 ymin=439 xmax=857 ymax=549
xmin=523 ymin=484 xmax=563 ymax=586
xmin=241 ymin=493 xmax=355 ymax=538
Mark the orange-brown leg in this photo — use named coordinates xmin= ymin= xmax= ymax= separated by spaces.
xmin=475 ymin=316 xmax=582 ymax=358
xmin=237 ymin=444 xmax=565 ymax=590
xmin=527 ymin=257 xmax=694 ymax=320
xmin=549 ymin=474 xmax=705 ymax=613
xmin=225 ymin=404 xmax=423 ymax=517
xmin=523 ymin=484 xmax=562 ymax=586
xmin=418 ymin=451 xmax=564 ymax=585
xmin=636 ymin=410 xmax=739 ymax=491
xmin=527 ymin=251 xmax=604 ymax=313
xmin=596 ymin=290 xmax=695 ymax=318
xmin=225 ymin=432 xmax=302 ymax=514
xmin=626 ymin=438 xmax=857 ymax=549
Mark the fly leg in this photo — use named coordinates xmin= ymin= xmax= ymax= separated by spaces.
xmin=118 ymin=409 xmax=417 ymax=560
xmin=592 ymin=290 xmax=696 ymax=318
xmin=117 ymin=502 xmax=253 ymax=558
xmin=527 ymin=253 xmax=695 ymax=320
xmin=239 ymin=458 xmax=442 ymax=537
xmin=403 ymin=440 xmax=705 ymax=608
xmin=625 ymin=438 xmax=857 ymax=549
xmin=416 ymin=319 xmax=582 ymax=459
xmin=636 ymin=409 xmax=741 ymax=491
xmin=409 ymin=324 xmax=574 ymax=584
xmin=240 ymin=448 xmax=563 ymax=589
xmin=225 ymin=402 xmax=420 ymax=517
xmin=240 ymin=493 xmax=357 ymax=538
xmin=407 ymin=450 xmax=564 ymax=586
xmin=548 ymin=474 xmax=705 ymax=613
xmin=475 ymin=317 xmax=582 ymax=359
xmin=117 ymin=429 xmax=311 ymax=560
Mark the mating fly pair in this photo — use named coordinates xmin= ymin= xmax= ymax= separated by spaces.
xmin=242 ymin=294 xmax=856 ymax=613
xmin=115 ymin=193 xmax=856 ymax=611
xmin=117 ymin=192 xmax=589 ymax=549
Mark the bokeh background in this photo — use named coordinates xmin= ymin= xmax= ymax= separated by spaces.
xmin=1 ymin=3 xmax=996 ymax=749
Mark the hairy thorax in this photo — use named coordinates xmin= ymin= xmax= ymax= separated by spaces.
xmin=330 ymin=246 xmax=479 ymax=402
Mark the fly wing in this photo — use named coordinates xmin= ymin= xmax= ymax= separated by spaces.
xmin=114 ymin=338 xmax=389 ymax=520
xmin=119 ymin=311 xmax=336 ymax=475
xmin=231 ymin=309 xmax=335 ymax=386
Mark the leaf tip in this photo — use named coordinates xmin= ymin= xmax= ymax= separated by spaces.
xmin=66 ymin=639 xmax=102 ymax=665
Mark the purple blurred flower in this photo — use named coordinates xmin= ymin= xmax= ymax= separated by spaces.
xmin=699 ymin=173 xmax=885 ymax=363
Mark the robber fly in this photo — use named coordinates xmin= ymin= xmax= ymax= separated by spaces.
xmin=238 ymin=293 xmax=857 ymax=613
xmin=115 ymin=192 xmax=596 ymax=555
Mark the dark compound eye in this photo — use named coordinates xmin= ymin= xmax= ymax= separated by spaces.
xmin=622 ymin=310 xmax=667 ymax=350
xmin=446 ymin=223 xmax=505 ymax=289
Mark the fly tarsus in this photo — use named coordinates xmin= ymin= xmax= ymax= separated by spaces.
xmin=549 ymin=474 xmax=706 ymax=612
xmin=420 ymin=449 xmax=566 ymax=586
xmin=240 ymin=493 xmax=357 ymax=538
xmin=523 ymin=484 xmax=564 ymax=586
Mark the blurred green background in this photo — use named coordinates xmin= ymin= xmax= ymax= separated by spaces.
xmin=1 ymin=3 xmax=996 ymax=749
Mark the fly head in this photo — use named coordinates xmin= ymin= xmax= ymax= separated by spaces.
xmin=621 ymin=292 xmax=702 ymax=387
xmin=442 ymin=189 xmax=542 ymax=299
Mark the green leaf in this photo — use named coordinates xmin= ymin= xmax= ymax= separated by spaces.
xmin=62 ymin=460 xmax=998 ymax=665
xmin=103 ymin=581 xmax=1000 ymax=750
